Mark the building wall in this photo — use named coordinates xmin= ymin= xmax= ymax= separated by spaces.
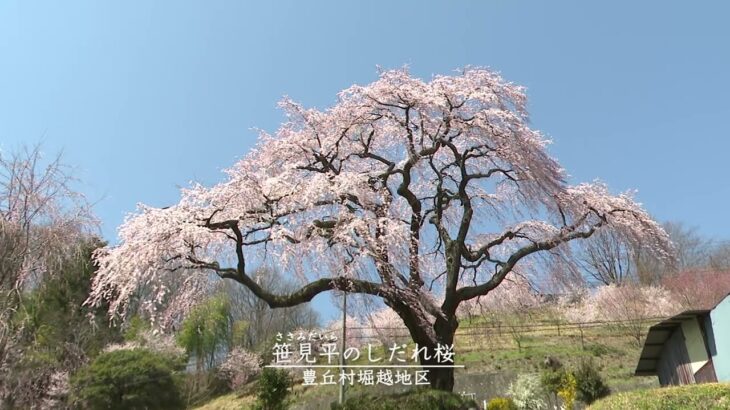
xmin=656 ymin=327 xmax=694 ymax=386
xmin=681 ymin=317 xmax=709 ymax=373
xmin=694 ymin=359 xmax=717 ymax=383
xmin=710 ymin=295 xmax=730 ymax=381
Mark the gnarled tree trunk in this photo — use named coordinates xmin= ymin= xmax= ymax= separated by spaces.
xmin=391 ymin=298 xmax=459 ymax=391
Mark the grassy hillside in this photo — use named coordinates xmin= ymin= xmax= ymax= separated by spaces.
xmin=454 ymin=314 xmax=657 ymax=392
xmin=195 ymin=313 xmax=658 ymax=409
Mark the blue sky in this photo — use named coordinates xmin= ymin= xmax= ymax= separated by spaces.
xmin=2 ymin=1 xmax=729 ymax=320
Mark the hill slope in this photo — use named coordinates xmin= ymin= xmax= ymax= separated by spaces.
xmin=196 ymin=314 xmax=658 ymax=409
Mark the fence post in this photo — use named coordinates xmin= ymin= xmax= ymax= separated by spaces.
xmin=579 ymin=324 xmax=585 ymax=350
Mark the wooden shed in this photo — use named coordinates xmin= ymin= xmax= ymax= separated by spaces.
xmin=635 ymin=294 xmax=730 ymax=386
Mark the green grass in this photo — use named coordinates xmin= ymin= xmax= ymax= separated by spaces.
xmin=589 ymin=383 xmax=730 ymax=410
xmin=193 ymin=393 xmax=255 ymax=410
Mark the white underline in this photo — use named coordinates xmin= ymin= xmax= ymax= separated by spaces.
xmin=264 ymin=364 xmax=464 ymax=368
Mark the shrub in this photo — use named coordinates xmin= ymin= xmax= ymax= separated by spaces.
xmin=557 ymin=372 xmax=577 ymax=410
xmin=586 ymin=343 xmax=610 ymax=357
xmin=507 ymin=373 xmax=546 ymax=409
xmin=123 ymin=315 xmax=149 ymax=341
xmin=541 ymin=367 xmax=577 ymax=409
xmin=69 ymin=348 xmax=184 ymax=410
xmin=487 ymin=397 xmax=518 ymax=410
xmin=331 ymin=389 xmax=478 ymax=410
xmin=574 ymin=359 xmax=610 ymax=404
xmin=253 ymin=367 xmax=292 ymax=410
xmin=540 ymin=367 xmax=566 ymax=396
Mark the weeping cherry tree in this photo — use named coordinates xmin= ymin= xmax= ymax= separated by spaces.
xmin=89 ymin=68 xmax=671 ymax=391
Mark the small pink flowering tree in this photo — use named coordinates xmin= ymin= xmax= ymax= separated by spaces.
xmin=89 ymin=68 xmax=670 ymax=391
xmin=564 ymin=284 xmax=678 ymax=346
xmin=456 ymin=271 xmax=540 ymax=319
xmin=217 ymin=347 xmax=262 ymax=391
xmin=457 ymin=273 xmax=541 ymax=351
xmin=324 ymin=315 xmax=371 ymax=349
xmin=364 ymin=305 xmax=411 ymax=348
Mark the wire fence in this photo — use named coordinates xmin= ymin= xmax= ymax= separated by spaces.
xmin=334 ymin=316 xmax=666 ymax=339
